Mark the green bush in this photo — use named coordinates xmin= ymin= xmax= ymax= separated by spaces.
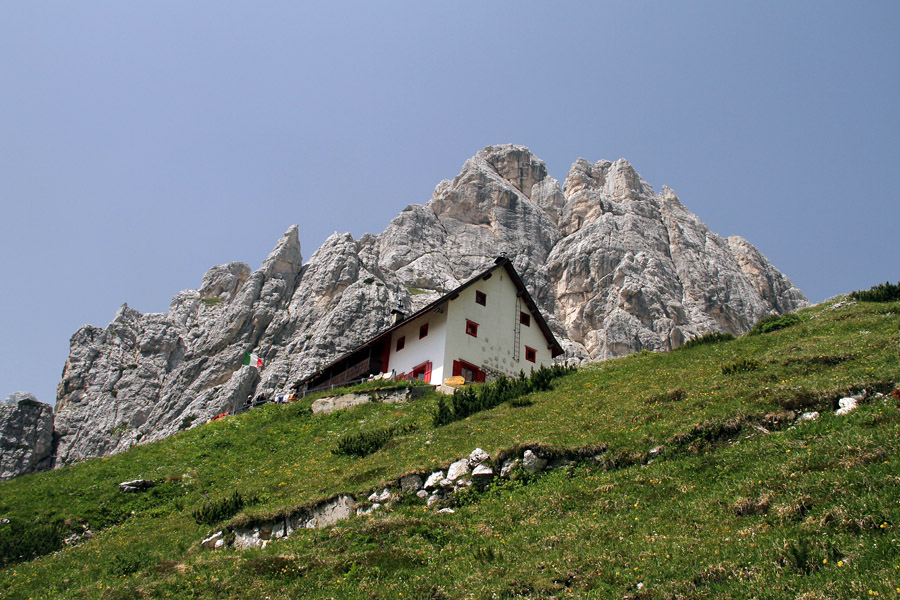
xmin=679 ymin=331 xmax=735 ymax=350
xmin=191 ymin=490 xmax=250 ymax=526
xmin=748 ymin=312 xmax=802 ymax=336
xmin=433 ymin=364 xmax=576 ymax=427
xmin=850 ymin=281 xmax=900 ymax=303
xmin=721 ymin=358 xmax=760 ymax=375
xmin=333 ymin=423 xmax=416 ymax=458
xmin=0 ymin=519 xmax=64 ymax=568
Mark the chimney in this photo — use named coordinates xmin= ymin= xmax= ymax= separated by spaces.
xmin=390 ymin=299 xmax=405 ymax=325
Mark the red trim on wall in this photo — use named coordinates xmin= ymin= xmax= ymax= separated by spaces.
xmin=454 ymin=358 xmax=485 ymax=383
xmin=411 ymin=361 xmax=432 ymax=383
xmin=465 ymin=320 xmax=478 ymax=337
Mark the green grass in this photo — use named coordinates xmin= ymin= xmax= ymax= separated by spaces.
xmin=1 ymin=298 xmax=899 ymax=599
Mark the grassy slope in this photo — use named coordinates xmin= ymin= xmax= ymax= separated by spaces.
xmin=1 ymin=297 xmax=898 ymax=599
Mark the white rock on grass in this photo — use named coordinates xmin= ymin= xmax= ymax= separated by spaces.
xmin=424 ymin=471 xmax=444 ymax=490
xmin=471 ymin=464 xmax=494 ymax=480
xmin=836 ymin=397 xmax=858 ymax=416
xmin=500 ymin=458 xmax=520 ymax=478
xmin=797 ymin=411 xmax=820 ymax=422
xmin=200 ymin=531 xmax=225 ymax=548
xmin=468 ymin=448 xmax=490 ymax=467
xmin=447 ymin=459 xmax=470 ymax=481
xmin=522 ymin=450 xmax=547 ymax=473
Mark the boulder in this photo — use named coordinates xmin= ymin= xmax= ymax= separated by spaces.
xmin=836 ymin=397 xmax=858 ymax=416
xmin=446 ymin=459 xmax=470 ymax=482
xmin=424 ymin=471 xmax=444 ymax=490
xmin=399 ymin=473 xmax=423 ymax=493
xmin=118 ymin=479 xmax=155 ymax=493
xmin=522 ymin=450 xmax=547 ymax=473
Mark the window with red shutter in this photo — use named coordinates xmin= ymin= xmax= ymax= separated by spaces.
xmin=465 ymin=320 xmax=478 ymax=337
xmin=525 ymin=346 xmax=536 ymax=363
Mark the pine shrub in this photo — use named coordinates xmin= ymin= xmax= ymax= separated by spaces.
xmin=721 ymin=358 xmax=760 ymax=375
xmin=679 ymin=331 xmax=735 ymax=350
xmin=433 ymin=364 xmax=576 ymax=427
xmin=0 ymin=519 xmax=64 ymax=568
xmin=191 ymin=490 xmax=249 ymax=526
xmin=850 ymin=281 xmax=900 ymax=303
xmin=333 ymin=423 xmax=416 ymax=458
xmin=748 ymin=313 xmax=801 ymax=336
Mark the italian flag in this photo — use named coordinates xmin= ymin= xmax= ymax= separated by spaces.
xmin=243 ymin=352 xmax=263 ymax=369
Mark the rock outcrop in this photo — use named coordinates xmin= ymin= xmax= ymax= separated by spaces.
xmin=47 ymin=144 xmax=807 ymax=467
xmin=0 ymin=392 xmax=54 ymax=480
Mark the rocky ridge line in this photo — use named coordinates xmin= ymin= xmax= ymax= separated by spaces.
xmin=38 ymin=144 xmax=807 ymax=469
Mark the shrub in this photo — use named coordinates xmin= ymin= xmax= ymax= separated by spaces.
xmin=721 ymin=358 xmax=760 ymax=375
xmin=850 ymin=281 xmax=900 ymax=303
xmin=201 ymin=296 xmax=222 ymax=307
xmin=0 ymin=519 xmax=64 ymax=568
xmin=679 ymin=331 xmax=735 ymax=350
xmin=191 ymin=490 xmax=251 ymax=526
xmin=333 ymin=423 xmax=416 ymax=458
xmin=433 ymin=364 xmax=576 ymax=427
xmin=748 ymin=313 xmax=801 ymax=336
xmin=646 ymin=388 xmax=686 ymax=404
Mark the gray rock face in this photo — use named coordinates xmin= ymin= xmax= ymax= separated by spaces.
xmin=50 ymin=145 xmax=807 ymax=466
xmin=0 ymin=392 xmax=54 ymax=480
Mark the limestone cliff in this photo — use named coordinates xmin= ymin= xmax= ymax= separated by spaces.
xmin=49 ymin=145 xmax=807 ymax=466
xmin=0 ymin=392 xmax=54 ymax=480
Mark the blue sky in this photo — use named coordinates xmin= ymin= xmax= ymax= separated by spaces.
xmin=2 ymin=2 xmax=898 ymax=406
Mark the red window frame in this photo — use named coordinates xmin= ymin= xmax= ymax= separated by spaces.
xmin=396 ymin=336 xmax=405 ymax=351
xmin=520 ymin=312 xmax=531 ymax=326
xmin=475 ymin=290 xmax=486 ymax=306
xmin=411 ymin=361 xmax=432 ymax=383
xmin=419 ymin=323 xmax=429 ymax=339
xmin=452 ymin=359 xmax=486 ymax=383
xmin=525 ymin=346 xmax=537 ymax=363
xmin=465 ymin=320 xmax=478 ymax=337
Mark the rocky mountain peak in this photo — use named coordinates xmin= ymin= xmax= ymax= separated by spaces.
xmin=37 ymin=144 xmax=808 ymax=472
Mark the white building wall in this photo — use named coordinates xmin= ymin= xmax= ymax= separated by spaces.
xmin=386 ymin=307 xmax=448 ymax=384
xmin=442 ymin=268 xmax=555 ymax=381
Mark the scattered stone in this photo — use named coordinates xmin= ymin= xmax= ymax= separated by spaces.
xmin=373 ymin=488 xmax=392 ymax=503
xmin=500 ymin=458 xmax=520 ymax=478
xmin=547 ymin=457 xmax=573 ymax=470
xmin=416 ymin=490 xmax=429 ymax=499
xmin=522 ymin=450 xmax=547 ymax=473
xmin=201 ymin=531 xmax=224 ymax=549
xmin=648 ymin=446 xmax=665 ymax=457
xmin=447 ymin=459 xmax=470 ymax=482
xmin=426 ymin=493 xmax=443 ymax=508
xmin=797 ymin=411 xmax=820 ymax=422
xmin=836 ymin=397 xmax=858 ymax=416
xmin=424 ymin=471 xmax=444 ymax=490
xmin=468 ymin=448 xmax=490 ymax=467
xmin=118 ymin=479 xmax=155 ymax=493
xmin=400 ymin=473 xmax=423 ymax=493
xmin=471 ymin=465 xmax=494 ymax=481
xmin=357 ymin=503 xmax=381 ymax=516
xmin=437 ymin=508 xmax=455 ymax=514
xmin=439 ymin=478 xmax=454 ymax=490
